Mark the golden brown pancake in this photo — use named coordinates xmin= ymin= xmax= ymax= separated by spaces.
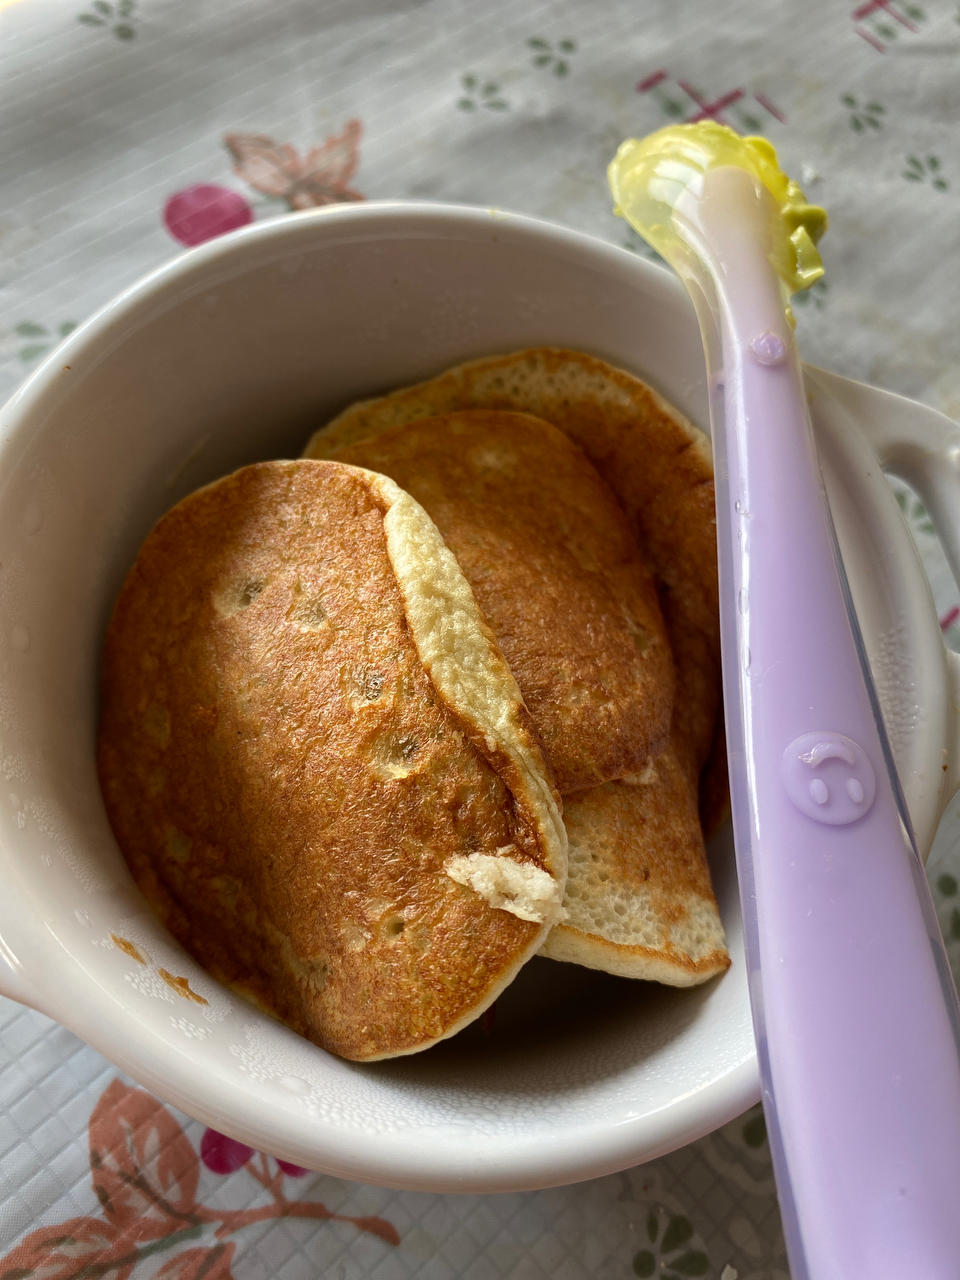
xmin=324 ymin=409 xmax=675 ymax=794
xmin=97 ymin=460 xmax=566 ymax=1062
xmin=303 ymin=347 xmax=722 ymax=789
xmin=541 ymin=745 xmax=728 ymax=984
xmin=303 ymin=351 xmax=728 ymax=985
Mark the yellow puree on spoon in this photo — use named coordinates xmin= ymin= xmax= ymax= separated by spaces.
xmin=607 ymin=121 xmax=828 ymax=312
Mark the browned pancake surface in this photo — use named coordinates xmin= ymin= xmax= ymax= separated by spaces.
xmin=303 ymin=352 xmax=729 ymax=983
xmin=331 ymin=409 xmax=674 ymax=793
xmin=98 ymin=460 xmax=563 ymax=1061
xmin=307 ymin=348 xmax=722 ymax=791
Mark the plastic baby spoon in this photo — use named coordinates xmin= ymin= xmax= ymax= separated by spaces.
xmin=609 ymin=123 xmax=960 ymax=1280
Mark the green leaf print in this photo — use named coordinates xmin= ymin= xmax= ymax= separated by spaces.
xmin=14 ymin=319 xmax=77 ymax=365
xmin=526 ymin=35 xmax=576 ymax=76
xmin=632 ymin=1206 xmax=712 ymax=1278
xmin=896 ymin=487 xmax=936 ymax=536
xmin=458 ymin=74 xmax=509 ymax=111
xmin=742 ymin=1109 xmax=767 ymax=1148
xmin=902 ymin=154 xmax=947 ymax=190
xmin=18 ymin=344 xmax=49 ymax=362
xmin=792 ymin=278 xmax=828 ymax=311
xmin=842 ymin=93 xmax=885 ymax=132
xmin=661 ymin=1215 xmax=693 ymax=1253
xmin=77 ymin=0 xmax=137 ymax=39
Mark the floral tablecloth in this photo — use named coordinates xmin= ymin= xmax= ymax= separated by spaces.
xmin=2 ymin=1 xmax=959 ymax=1276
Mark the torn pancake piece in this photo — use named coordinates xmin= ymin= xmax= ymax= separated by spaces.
xmin=445 ymin=850 xmax=562 ymax=923
xmin=541 ymin=744 xmax=728 ymax=985
xmin=97 ymin=459 xmax=566 ymax=1061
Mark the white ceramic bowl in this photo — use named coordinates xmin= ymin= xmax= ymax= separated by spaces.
xmin=1 ymin=204 xmax=959 ymax=1193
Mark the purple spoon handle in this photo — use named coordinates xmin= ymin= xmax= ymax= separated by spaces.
xmin=692 ymin=168 xmax=960 ymax=1280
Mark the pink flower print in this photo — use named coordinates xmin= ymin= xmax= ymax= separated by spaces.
xmin=164 ymin=184 xmax=253 ymax=247
xmin=0 ymin=1080 xmax=399 ymax=1279
xmin=201 ymin=1129 xmax=306 ymax=1179
xmin=200 ymin=1128 xmax=254 ymax=1175
xmin=224 ymin=120 xmax=364 ymax=210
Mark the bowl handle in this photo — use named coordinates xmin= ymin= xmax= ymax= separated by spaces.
xmin=808 ymin=368 xmax=960 ymax=802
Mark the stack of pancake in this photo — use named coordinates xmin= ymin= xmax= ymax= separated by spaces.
xmin=98 ymin=348 xmax=727 ymax=1064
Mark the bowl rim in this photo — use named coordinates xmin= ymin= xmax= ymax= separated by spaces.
xmin=1 ymin=200 xmax=689 ymax=445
